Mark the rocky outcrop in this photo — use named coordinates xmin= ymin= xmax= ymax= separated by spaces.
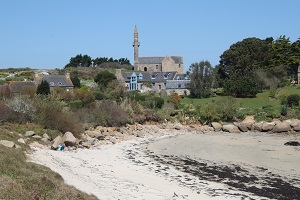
xmin=25 ymin=131 xmax=35 ymax=137
xmin=0 ymin=140 xmax=15 ymax=148
xmin=222 ymin=124 xmax=241 ymax=133
xmin=272 ymin=122 xmax=291 ymax=133
xmin=211 ymin=122 xmax=222 ymax=132
xmin=62 ymin=132 xmax=77 ymax=146
xmin=43 ymin=116 xmax=300 ymax=151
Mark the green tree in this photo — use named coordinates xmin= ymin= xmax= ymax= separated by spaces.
xmin=217 ymin=37 xmax=269 ymax=97
xmin=65 ymin=54 xmax=92 ymax=68
xmin=70 ymin=76 xmax=81 ymax=88
xmin=94 ymin=70 xmax=117 ymax=88
xmin=189 ymin=60 xmax=213 ymax=98
xmin=36 ymin=80 xmax=50 ymax=95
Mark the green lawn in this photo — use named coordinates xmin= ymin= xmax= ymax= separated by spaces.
xmin=181 ymin=85 xmax=300 ymax=109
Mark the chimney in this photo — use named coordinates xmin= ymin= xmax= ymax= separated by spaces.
xmin=66 ymin=72 xmax=70 ymax=79
xmin=34 ymin=73 xmax=40 ymax=81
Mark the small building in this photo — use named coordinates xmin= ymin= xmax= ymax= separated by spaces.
xmin=34 ymin=73 xmax=74 ymax=93
xmin=8 ymin=81 xmax=36 ymax=97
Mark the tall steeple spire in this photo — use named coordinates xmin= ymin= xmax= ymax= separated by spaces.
xmin=133 ymin=25 xmax=140 ymax=71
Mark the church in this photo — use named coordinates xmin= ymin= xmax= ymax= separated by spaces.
xmin=117 ymin=26 xmax=190 ymax=96
xmin=132 ymin=26 xmax=184 ymax=74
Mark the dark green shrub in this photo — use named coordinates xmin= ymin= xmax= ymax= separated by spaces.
xmin=154 ymin=97 xmax=164 ymax=109
xmin=281 ymin=105 xmax=288 ymax=116
xmin=286 ymin=94 xmax=300 ymax=107
xmin=36 ymin=80 xmax=50 ymax=95
xmin=69 ymin=100 xmax=83 ymax=109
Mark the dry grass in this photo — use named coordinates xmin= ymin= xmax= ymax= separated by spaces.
xmin=0 ymin=124 xmax=97 ymax=200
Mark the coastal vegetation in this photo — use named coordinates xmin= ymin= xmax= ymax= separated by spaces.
xmin=0 ymin=34 xmax=299 ymax=199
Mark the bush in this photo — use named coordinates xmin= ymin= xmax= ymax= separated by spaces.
xmin=6 ymin=96 xmax=35 ymax=123
xmin=34 ymin=95 xmax=82 ymax=137
xmin=154 ymin=97 xmax=164 ymax=109
xmin=96 ymin=100 xmax=129 ymax=127
xmin=196 ymin=97 xmax=238 ymax=123
xmin=69 ymin=100 xmax=83 ymax=109
xmin=167 ymin=93 xmax=182 ymax=109
xmin=286 ymin=94 xmax=300 ymax=107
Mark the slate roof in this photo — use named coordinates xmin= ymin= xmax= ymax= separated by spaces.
xmin=138 ymin=56 xmax=183 ymax=64
xmin=9 ymin=81 xmax=36 ymax=93
xmin=174 ymin=73 xmax=190 ymax=80
xmin=150 ymin=72 xmax=177 ymax=83
xmin=121 ymin=71 xmax=151 ymax=82
xmin=37 ymin=75 xmax=74 ymax=87
xmin=166 ymin=80 xmax=190 ymax=89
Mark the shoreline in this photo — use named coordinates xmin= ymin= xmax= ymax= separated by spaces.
xmin=145 ymin=131 xmax=300 ymax=199
xmin=28 ymin=128 xmax=300 ymax=200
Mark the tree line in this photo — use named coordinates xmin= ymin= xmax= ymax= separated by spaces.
xmin=64 ymin=54 xmax=131 ymax=68
xmin=189 ymin=35 xmax=300 ymax=98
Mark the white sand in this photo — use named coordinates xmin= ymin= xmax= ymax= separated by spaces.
xmin=147 ymin=132 xmax=300 ymax=178
xmin=28 ymin=131 xmax=300 ymax=200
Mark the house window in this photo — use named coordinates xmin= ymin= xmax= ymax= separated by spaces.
xmin=164 ymin=83 xmax=166 ymax=88
xmin=178 ymin=84 xmax=181 ymax=88
xmin=179 ymin=64 xmax=181 ymax=68
xmin=152 ymin=82 xmax=155 ymax=87
xmin=138 ymin=73 xmax=143 ymax=80
xmin=144 ymin=67 xmax=147 ymax=71
xmin=156 ymin=65 xmax=158 ymax=69
xmin=158 ymin=85 xmax=161 ymax=91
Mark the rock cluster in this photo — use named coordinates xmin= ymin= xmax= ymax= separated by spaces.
xmin=4 ymin=117 xmax=297 ymax=151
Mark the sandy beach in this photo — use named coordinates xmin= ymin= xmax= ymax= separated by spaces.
xmin=28 ymin=130 xmax=300 ymax=200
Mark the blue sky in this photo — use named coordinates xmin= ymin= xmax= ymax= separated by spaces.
xmin=1 ymin=0 xmax=299 ymax=72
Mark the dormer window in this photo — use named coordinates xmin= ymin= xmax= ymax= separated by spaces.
xmin=138 ymin=73 xmax=143 ymax=80
xmin=50 ymin=82 xmax=54 ymax=86
xmin=58 ymin=82 xmax=62 ymax=85
xmin=176 ymin=76 xmax=181 ymax=80
xmin=151 ymin=73 xmax=157 ymax=79
xmin=164 ymin=73 xmax=168 ymax=79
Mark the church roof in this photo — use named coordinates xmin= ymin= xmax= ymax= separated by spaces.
xmin=138 ymin=56 xmax=183 ymax=64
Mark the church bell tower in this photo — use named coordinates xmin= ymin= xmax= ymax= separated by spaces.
xmin=133 ymin=25 xmax=140 ymax=71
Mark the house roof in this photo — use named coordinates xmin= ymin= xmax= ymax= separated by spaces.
xmin=138 ymin=56 xmax=183 ymax=64
xmin=174 ymin=73 xmax=190 ymax=80
xmin=37 ymin=75 xmax=73 ymax=87
xmin=150 ymin=72 xmax=177 ymax=83
xmin=166 ymin=80 xmax=190 ymax=89
xmin=9 ymin=81 xmax=36 ymax=93
xmin=121 ymin=71 xmax=151 ymax=82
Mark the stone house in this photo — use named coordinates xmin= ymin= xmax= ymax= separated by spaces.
xmin=34 ymin=73 xmax=74 ymax=93
xmin=0 ymin=72 xmax=74 ymax=97
xmin=8 ymin=81 xmax=36 ymax=97
xmin=117 ymin=69 xmax=190 ymax=94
